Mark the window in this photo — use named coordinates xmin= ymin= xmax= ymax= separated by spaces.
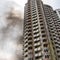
xmin=28 ymin=47 xmax=32 ymax=49
xmin=40 ymin=20 xmax=43 ymax=22
xmin=33 ymin=24 xmax=38 ymax=27
xmin=34 ymin=40 xmax=40 ymax=43
xmin=58 ymin=55 xmax=60 ymax=58
xmin=55 ymin=42 xmax=58 ymax=44
xmin=28 ymin=37 xmax=32 ymax=40
xmin=41 ymin=27 xmax=44 ymax=29
xmin=34 ymin=35 xmax=40 ymax=39
xmin=43 ymin=44 xmax=48 ymax=47
xmin=57 ymin=50 xmax=60 ymax=53
xmin=28 ymin=33 xmax=31 ymax=36
xmin=35 ymin=45 xmax=40 ymax=48
xmin=54 ymin=37 xmax=56 ymax=40
xmin=25 ymin=55 xmax=28 ymax=57
xmin=56 ymin=46 xmax=60 ymax=49
xmin=40 ymin=23 xmax=44 ymax=26
xmin=35 ymin=55 xmax=42 ymax=59
xmin=28 ymin=30 xmax=31 ymax=32
xmin=45 ymin=55 xmax=49 ymax=58
xmin=44 ymin=49 xmax=48 ymax=52
xmin=43 ymin=39 xmax=47 ymax=42
xmin=34 ymin=31 xmax=39 ymax=34
xmin=33 ymin=27 xmax=39 ymax=31
xmin=42 ymin=34 xmax=46 ymax=37
xmin=28 ymin=42 xmax=32 ymax=45
xmin=35 ymin=50 xmax=40 ymax=53
xmin=25 ymin=50 xmax=28 ymax=52
xmin=41 ymin=31 xmax=45 ymax=33
xmin=39 ymin=17 xmax=43 ymax=19
xmin=28 ymin=26 xmax=31 ymax=28
xmin=28 ymin=23 xmax=31 ymax=25
xmin=25 ymin=43 xmax=28 ymax=47
xmin=33 ymin=21 xmax=37 ymax=24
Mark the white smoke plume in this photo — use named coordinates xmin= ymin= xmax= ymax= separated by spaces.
xmin=0 ymin=1 xmax=23 ymax=60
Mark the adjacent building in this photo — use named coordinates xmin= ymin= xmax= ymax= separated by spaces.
xmin=23 ymin=0 xmax=60 ymax=60
xmin=55 ymin=9 xmax=60 ymax=19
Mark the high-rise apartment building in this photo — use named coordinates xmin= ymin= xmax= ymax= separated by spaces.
xmin=23 ymin=0 xmax=60 ymax=60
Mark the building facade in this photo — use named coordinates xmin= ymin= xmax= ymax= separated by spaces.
xmin=23 ymin=0 xmax=60 ymax=60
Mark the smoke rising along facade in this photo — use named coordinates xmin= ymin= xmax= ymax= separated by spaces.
xmin=23 ymin=0 xmax=60 ymax=60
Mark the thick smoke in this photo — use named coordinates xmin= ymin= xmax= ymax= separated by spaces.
xmin=0 ymin=1 xmax=23 ymax=60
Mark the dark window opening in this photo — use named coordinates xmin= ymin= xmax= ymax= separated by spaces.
xmin=35 ymin=55 xmax=42 ymax=59
xmin=42 ymin=34 xmax=46 ymax=37
xmin=43 ymin=39 xmax=47 ymax=42
xmin=45 ymin=55 xmax=49 ymax=58
xmin=43 ymin=44 xmax=48 ymax=47
xmin=28 ymin=47 xmax=32 ymax=49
